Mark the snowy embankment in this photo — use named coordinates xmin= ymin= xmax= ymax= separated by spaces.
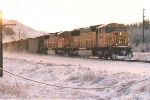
xmin=1 ymin=52 xmax=150 ymax=99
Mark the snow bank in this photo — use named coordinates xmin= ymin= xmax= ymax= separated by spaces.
xmin=1 ymin=52 xmax=150 ymax=99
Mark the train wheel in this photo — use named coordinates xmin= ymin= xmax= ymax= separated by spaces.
xmin=128 ymin=53 xmax=133 ymax=59
xmin=65 ymin=51 xmax=69 ymax=57
xmin=110 ymin=53 xmax=116 ymax=59
xmin=58 ymin=50 xmax=61 ymax=55
xmin=55 ymin=50 xmax=58 ymax=55
xmin=44 ymin=51 xmax=48 ymax=55
xmin=98 ymin=56 xmax=102 ymax=59
xmin=103 ymin=50 xmax=108 ymax=59
xmin=76 ymin=53 xmax=79 ymax=57
xmin=104 ymin=55 xmax=108 ymax=59
xmin=63 ymin=51 xmax=66 ymax=56
xmin=92 ymin=50 xmax=97 ymax=56
xmin=70 ymin=52 xmax=74 ymax=57
xmin=98 ymin=50 xmax=102 ymax=59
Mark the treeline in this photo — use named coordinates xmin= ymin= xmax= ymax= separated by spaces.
xmin=126 ymin=19 xmax=150 ymax=30
xmin=126 ymin=19 xmax=150 ymax=52
xmin=2 ymin=26 xmax=15 ymax=36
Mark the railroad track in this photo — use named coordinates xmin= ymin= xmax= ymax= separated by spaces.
xmin=103 ymin=59 xmax=150 ymax=63
xmin=47 ymin=54 xmax=150 ymax=64
xmin=5 ymin=52 xmax=150 ymax=64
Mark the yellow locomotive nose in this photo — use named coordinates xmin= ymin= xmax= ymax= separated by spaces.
xmin=112 ymin=31 xmax=129 ymax=46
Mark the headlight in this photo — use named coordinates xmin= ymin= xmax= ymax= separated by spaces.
xmin=116 ymin=44 xmax=118 ymax=45
xmin=128 ymin=44 xmax=129 ymax=45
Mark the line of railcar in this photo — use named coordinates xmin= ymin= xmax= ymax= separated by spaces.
xmin=3 ymin=36 xmax=48 ymax=54
xmin=3 ymin=23 xmax=133 ymax=59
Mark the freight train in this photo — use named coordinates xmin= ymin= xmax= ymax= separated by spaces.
xmin=3 ymin=23 xmax=133 ymax=59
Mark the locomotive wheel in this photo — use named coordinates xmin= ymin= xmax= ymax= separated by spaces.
xmin=69 ymin=50 xmax=74 ymax=57
xmin=98 ymin=50 xmax=102 ymax=59
xmin=70 ymin=53 xmax=73 ymax=57
xmin=63 ymin=51 xmax=66 ymax=56
xmin=58 ymin=50 xmax=61 ymax=55
xmin=128 ymin=53 xmax=133 ymax=59
xmin=110 ymin=53 xmax=116 ymax=59
xmin=98 ymin=56 xmax=102 ymax=59
xmin=65 ymin=51 xmax=69 ymax=57
xmin=44 ymin=51 xmax=48 ymax=55
xmin=55 ymin=50 xmax=58 ymax=55
xmin=92 ymin=50 xmax=97 ymax=56
xmin=103 ymin=50 xmax=108 ymax=59
xmin=76 ymin=53 xmax=79 ymax=57
xmin=104 ymin=55 xmax=108 ymax=59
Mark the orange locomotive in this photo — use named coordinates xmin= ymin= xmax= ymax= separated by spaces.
xmin=95 ymin=23 xmax=132 ymax=59
xmin=44 ymin=23 xmax=133 ymax=59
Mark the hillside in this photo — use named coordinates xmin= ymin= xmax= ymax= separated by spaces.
xmin=2 ymin=18 xmax=47 ymax=43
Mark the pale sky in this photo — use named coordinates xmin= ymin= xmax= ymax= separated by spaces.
xmin=0 ymin=0 xmax=150 ymax=33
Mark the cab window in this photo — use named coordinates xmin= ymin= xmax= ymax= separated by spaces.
xmin=105 ymin=27 xmax=116 ymax=33
xmin=118 ymin=27 xmax=127 ymax=32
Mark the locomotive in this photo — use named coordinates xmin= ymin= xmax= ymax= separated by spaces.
xmin=3 ymin=23 xmax=133 ymax=59
xmin=44 ymin=23 xmax=133 ymax=59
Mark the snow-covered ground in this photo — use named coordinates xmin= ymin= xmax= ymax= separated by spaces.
xmin=1 ymin=52 xmax=150 ymax=99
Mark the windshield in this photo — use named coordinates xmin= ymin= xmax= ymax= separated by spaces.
xmin=62 ymin=33 xmax=70 ymax=38
xmin=118 ymin=27 xmax=127 ymax=32
xmin=105 ymin=27 xmax=116 ymax=33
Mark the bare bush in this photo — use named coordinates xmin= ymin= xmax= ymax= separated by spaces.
xmin=67 ymin=70 xmax=105 ymax=85
xmin=0 ymin=82 xmax=30 ymax=99
xmin=134 ymin=81 xmax=150 ymax=92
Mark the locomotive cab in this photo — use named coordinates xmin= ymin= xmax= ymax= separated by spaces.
xmin=97 ymin=23 xmax=133 ymax=59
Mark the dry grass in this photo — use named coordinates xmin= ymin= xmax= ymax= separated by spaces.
xmin=134 ymin=81 xmax=150 ymax=92
xmin=0 ymin=82 xmax=30 ymax=99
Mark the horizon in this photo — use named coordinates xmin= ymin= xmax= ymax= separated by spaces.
xmin=0 ymin=0 xmax=150 ymax=33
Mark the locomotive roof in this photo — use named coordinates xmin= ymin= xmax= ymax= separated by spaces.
xmin=98 ymin=23 xmax=125 ymax=28
xmin=73 ymin=27 xmax=85 ymax=30
xmin=48 ymin=33 xmax=54 ymax=35
xmin=57 ymin=31 xmax=71 ymax=35
xmin=98 ymin=24 xmax=107 ymax=28
xmin=90 ymin=24 xmax=103 ymax=27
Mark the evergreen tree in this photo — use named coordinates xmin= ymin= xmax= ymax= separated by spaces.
xmin=126 ymin=19 xmax=150 ymax=52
